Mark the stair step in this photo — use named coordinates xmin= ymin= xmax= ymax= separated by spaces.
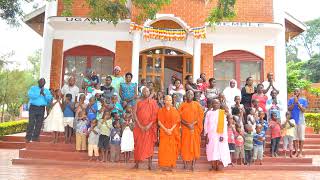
xmin=12 ymin=158 xmax=320 ymax=171
xmin=25 ymin=142 xmax=75 ymax=151
xmin=18 ymin=148 xmax=313 ymax=164
xmin=0 ymin=141 xmax=25 ymax=149
xmin=1 ymin=135 xmax=74 ymax=143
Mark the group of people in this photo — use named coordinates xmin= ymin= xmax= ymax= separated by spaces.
xmin=25 ymin=66 xmax=308 ymax=171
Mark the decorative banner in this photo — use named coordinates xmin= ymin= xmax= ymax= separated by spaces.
xmin=130 ymin=22 xmax=206 ymax=41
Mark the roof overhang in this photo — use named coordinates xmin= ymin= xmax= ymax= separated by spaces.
xmin=285 ymin=12 xmax=307 ymax=41
xmin=22 ymin=6 xmax=45 ymax=36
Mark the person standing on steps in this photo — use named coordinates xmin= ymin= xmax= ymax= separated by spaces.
xmin=26 ymin=78 xmax=53 ymax=143
xmin=133 ymin=87 xmax=159 ymax=170
xmin=179 ymin=90 xmax=204 ymax=171
xmin=288 ymin=88 xmax=308 ymax=158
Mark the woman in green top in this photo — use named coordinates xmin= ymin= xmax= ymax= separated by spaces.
xmin=82 ymin=69 xmax=94 ymax=93
xmin=111 ymin=66 xmax=125 ymax=95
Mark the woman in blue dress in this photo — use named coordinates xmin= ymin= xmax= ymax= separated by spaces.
xmin=119 ymin=73 xmax=138 ymax=107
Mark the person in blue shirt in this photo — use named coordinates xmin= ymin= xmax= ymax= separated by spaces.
xmin=63 ymin=94 xmax=75 ymax=144
xmin=26 ymin=78 xmax=53 ymax=143
xmin=253 ymin=125 xmax=265 ymax=165
xmin=86 ymin=97 xmax=98 ymax=128
xmin=288 ymin=88 xmax=308 ymax=158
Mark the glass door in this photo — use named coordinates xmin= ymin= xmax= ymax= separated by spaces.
xmin=140 ymin=54 xmax=164 ymax=91
xmin=183 ymin=56 xmax=193 ymax=84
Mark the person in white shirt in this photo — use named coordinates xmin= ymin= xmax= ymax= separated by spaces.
xmin=262 ymin=72 xmax=279 ymax=100
xmin=61 ymin=77 xmax=80 ymax=102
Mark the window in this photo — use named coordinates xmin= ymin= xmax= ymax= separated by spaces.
xmin=64 ymin=56 xmax=87 ymax=89
xmin=214 ymin=50 xmax=263 ymax=90
xmin=91 ymin=56 xmax=113 ymax=77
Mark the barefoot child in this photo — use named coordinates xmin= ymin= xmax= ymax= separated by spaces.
xmin=227 ymin=114 xmax=236 ymax=165
xmin=121 ymin=112 xmax=135 ymax=163
xmin=282 ymin=112 xmax=295 ymax=158
xmin=110 ymin=120 xmax=122 ymax=162
xmin=63 ymin=94 xmax=75 ymax=144
xmin=244 ymin=124 xmax=253 ymax=165
xmin=253 ymin=124 xmax=265 ymax=165
xmin=98 ymin=111 xmax=113 ymax=162
xmin=269 ymin=112 xmax=281 ymax=157
xmin=88 ymin=120 xmax=100 ymax=161
xmin=44 ymin=89 xmax=64 ymax=143
xmin=75 ymin=111 xmax=88 ymax=152
xmin=234 ymin=124 xmax=245 ymax=165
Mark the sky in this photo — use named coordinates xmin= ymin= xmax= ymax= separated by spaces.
xmin=0 ymin=0 xmax=320 ymax=69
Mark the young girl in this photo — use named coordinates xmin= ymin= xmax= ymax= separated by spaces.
xmin=282 ymin=112 xmax=295 ymax=158
xmin=44 ymin=89 xmax=64 ymax=143
xmin=121 ymin=112 xmax=135 ymax=163
xmin=88 ymin=120 xmax=100 ymax=161
xmin=234 ymin=124 xmax=245 ymax=165
xmin=196 ymin=78 xmax=206 ymax=105
xmin=75 ymin=111 xmax=88 ymax=151
xmin=269 ymin=112 xmax=281 ymax=157
xmin=227 ymin=114 xmax=236 ymax=165
xmin=75 ymin=94 xmax=86 ymax=117
xmin=110 ymin=120 xmax=122 ymax=162
xmin=246 ymin=108 xmax=257 ymax=133
xmin=63 ymin=94 xmax=75 ymax=144
xmin=98 ymin=111 xmax=113 ymax=162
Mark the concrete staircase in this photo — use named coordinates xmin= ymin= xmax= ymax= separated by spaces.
xmin=1 ymin=128 xmax=320 ymax=171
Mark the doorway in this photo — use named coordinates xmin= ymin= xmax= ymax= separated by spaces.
xmin=139 ymin=47 xmax=193 ymax=92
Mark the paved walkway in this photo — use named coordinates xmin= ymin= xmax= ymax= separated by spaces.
xmin=1 ymin=149 xmax=320 ymax=180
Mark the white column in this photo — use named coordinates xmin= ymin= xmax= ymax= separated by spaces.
xmin=193 ymin=38 xmax=201 ymax=82
xmin=40 ymin=1 xmax=57 ymax=88
xmin=273 ymin=0 xmax=287 ymax=121
xmin=131 ymin=31 xmax=141 ymax=84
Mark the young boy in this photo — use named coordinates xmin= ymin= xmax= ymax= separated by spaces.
xmin=63 ymin=93 xmax=75 ymax=144
xmin=244 ymin=124 xmax=254 ymax=166
xmin=75 ymin=111 xmax=88 ymax=152
xmin=253 ymin=124 xmax=265 ymax=165
xmin=109 ymin=120 xmax=122 ymax=162
xmin=98 ymin=111 xmax=113 ymax=162
xmin=88 ymin=120 xmax=100 ymax=161
xmin=234 ymin=124 xmax=245 ymax=165
xmin=86 ymin=97 xmax=98 ymax=128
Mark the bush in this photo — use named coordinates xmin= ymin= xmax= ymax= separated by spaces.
xmin=0 ymin=120 xmax=28 ymax=137
xmin=305 ymin=113 xmax=320 ymax=134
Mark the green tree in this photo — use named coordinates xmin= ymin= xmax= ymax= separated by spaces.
xmin=287 ymin=61 xmax=311 ymax=93
xmin=303 ymin=54 xmax=320 ymax=83
xmin=0 ymin=0 xmax=23 ymax=25
xmin=27 ymin=49 xmax=41 ymax=79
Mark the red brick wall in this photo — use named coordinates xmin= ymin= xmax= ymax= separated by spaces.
xmin=50 ymin=39 xmax=64 ymax=90
xmin=264 ymin=46 xmax=275 ymax=80
xmin=132 ymin=0 xmax=274 ymax=27
xmin=58 ymin=0 xmax=274 ymax=26
xmin=114 ymin=41 xmax=133 ymax=75
xmin=201 ymin=43 xmax=214 ymax=78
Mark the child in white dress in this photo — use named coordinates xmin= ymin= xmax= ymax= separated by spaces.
xmin=44 ymin=89 xmax=65 ymax=143
xmin=121 ymin=112 xmax=134 ymax=163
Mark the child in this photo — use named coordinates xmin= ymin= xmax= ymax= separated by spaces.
xmin=75 ymin=94 xmax=86 ymax=117
xmin=231 ymin=96 xmax=245 ymax=117
xmin=138 ymin=78 xmax=147 ymax=95
xmin=244 ymin=124 xmax=253 ymax=165
xmin=86 ymin=97 xmax=98 ymax=127
xmin=44 ymin=89 xmax=64 ymax=143
xmin=121 ymin=112 xmax=135 ymax=163
xmin=234 ymin=124 xmax=245 ymax=165
xmin=256 ymin=111 xmax=268 ymax=134
xmin=63 ymin=94 xmax=75 ymax=144
xmin=110 ymin=120 xmax=122 ymax=162
xmin=247 ymin=108 xmax=257 ymax=133
xmin=111 ymin=112 xmax=124 ymax=124
xmin=196 ymin=78 xmax=206 ymax=105
xmin=75 ymin=111 xmax=88 ymax=151
xmin=252 ymin=99 xmax=263 ymax=117
xmin=156 ymin=91 xmax=165 ymax=108
xmin=269 ymin=112 xmax=281 ymax=157
xmin=110 ymin=94 xmax=124 ymax=116
xmin=88 ymin=120 xmax=100 ymax=161
xmin=253 ymin=124 xmax=265 ymax=165
xmin=98 ymin=111 xmax=113 ymax=162
xmin=91 ymin=71 xmax=100 ymax=85
xmin=227 ymin=114 xmax=236 ymax=165
xmin=282 ymin=112 xmax=295 ymax=158
xmin=172 ymin=93 xmax=180 ymax=109
xmin=232 ymin=107 xmax=244 ymax=132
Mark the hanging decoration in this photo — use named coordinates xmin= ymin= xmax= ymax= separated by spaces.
xmin=130 ymin=22 xmax=206 ymax=41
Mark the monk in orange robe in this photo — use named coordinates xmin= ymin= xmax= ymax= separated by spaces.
xmin=179 ymin=90 xmax=204 ymax=171
xmin=133 ymin=87 xmax=159 ymax=170
xmin=158 ymin=95 xmax=181 ymax=171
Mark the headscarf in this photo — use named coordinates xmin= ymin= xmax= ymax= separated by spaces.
xmin=223 ymin=79 xmax=241 ymax=110
xmin=114 ymin=66 xmax=121 ymax=72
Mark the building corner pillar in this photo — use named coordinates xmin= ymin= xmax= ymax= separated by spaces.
xmin=193 ymin=38 xmax=201 ymax=82
xmin=131 ymin=31 xmax=141 ymax=84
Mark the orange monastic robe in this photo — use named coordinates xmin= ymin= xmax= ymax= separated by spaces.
xmin=179 ymin=101 xmax=204 ymax=161
xmin=134 ymin=98 xmax=159 ymax=161
xmin=158 ymin=107 xmax=181 ymax=167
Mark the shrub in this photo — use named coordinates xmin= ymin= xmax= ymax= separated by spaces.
xmin=0 ymin=120 xmax=28 ymax=137
xmin=305 ymin=113 xmax=320 ymax=134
